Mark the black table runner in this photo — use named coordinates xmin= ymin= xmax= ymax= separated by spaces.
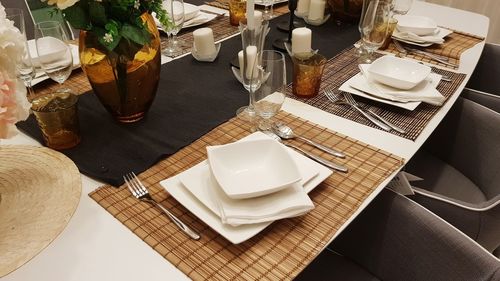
xmin=17 ymin=14 xmax=360 ymax=186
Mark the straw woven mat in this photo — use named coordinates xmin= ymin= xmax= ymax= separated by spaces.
xmin=0 ymin=145 xmax=81 ymax=277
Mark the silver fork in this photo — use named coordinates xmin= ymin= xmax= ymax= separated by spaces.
xmin=344 ymin=93 xmax=406 ymax=134
xmin=324 ymin=90 xmax=391 ymax=131
xmin=392 ymin=39 xmax=458 ymax=68
xmin=124 ymin=172 xmax=201 ymax=240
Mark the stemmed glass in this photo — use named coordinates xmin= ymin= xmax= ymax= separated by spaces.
xmin=162 ymin=0 xmax=185 ymax=56
xmin=34 ymin=21 xmax=73 ymax=92
xmin=262 ymin=0 xmax=275 ymax=20
xmin=392 ymin=0 xmax=413 ymax=16
xmin=6 ymin=8 xmax=36 ymax=98
xmin=253 ymin=50 xmax=286 ymax=130
xmin=359 ymin=0 xmax=390 ymax=63
xmin=236 ymin=20 xmax=269 ymax=121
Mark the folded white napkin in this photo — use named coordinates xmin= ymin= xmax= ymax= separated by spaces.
xmin=179 ymin=162 xmax=315 ymax=226
xmin=392 ymin=27 xmax=453 ymax=44
xmin=346 ymin=64 xmax=445 ymax=106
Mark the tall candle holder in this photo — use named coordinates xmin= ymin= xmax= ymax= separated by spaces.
xmin=272 ymin=0 xmax=301 ymax=52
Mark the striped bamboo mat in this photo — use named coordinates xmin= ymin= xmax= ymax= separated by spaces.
xmin=89 ymin=111 xmax=404 ymax=280
xmin=287 ymin=47 xmax=467 ymax=140
xmin=383 ymin=28 xmax=484 ymax=69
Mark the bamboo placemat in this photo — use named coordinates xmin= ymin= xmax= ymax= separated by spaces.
xmin=160 ymin=15 xmax=240 ymax=58
xmin=206 ymin=0 xmax=290 ymax=16
xmin=383 ymin=29 xmax=484 ymax=69
xmin=287 ymin=47 xmax=466 ymax=141
xmin=32 ymin=69 xmax=90 ymax=100
xmin=89 ymin=111 xmax=403 ymax=280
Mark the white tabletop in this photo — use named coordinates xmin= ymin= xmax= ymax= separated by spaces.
xmin=2 ymin=2 xmax=489 ymax=280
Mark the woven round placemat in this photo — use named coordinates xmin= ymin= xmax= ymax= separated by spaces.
xmin=0 ymin=145 xmax=81 ymax=277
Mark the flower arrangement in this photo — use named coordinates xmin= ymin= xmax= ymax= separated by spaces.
xmin=43 ymin=0 xmax=170 ymax=57
xmin=0 ymin=3 xmax=31 ymax=139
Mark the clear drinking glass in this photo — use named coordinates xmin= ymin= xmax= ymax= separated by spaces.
xmin=35 ymin=21 xmax=73 ymax=92
xmin=262 ymin=0 xmax=275 ymax=20
xmin=162 ymin=0 xmax=185 ymax=56
xmin=237 ymin=20 xmax=269 ymax=121
xmin=6 ymin=8 xmax=36 ymax=98
xmin=359 ymin=0 xmax=390 ymax=63
xmin=392 ymin=0 xmax=413 ymax=16
xmin=253 ymin=50 xmax=286 ymax=130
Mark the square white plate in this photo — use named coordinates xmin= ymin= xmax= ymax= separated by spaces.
xmin=160 ymin=132 xmax=333 ymax=244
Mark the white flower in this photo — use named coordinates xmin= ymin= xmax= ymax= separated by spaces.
xmin=103 ymin=33 xmax=114 ymax=43
xmin=134 ymin=0 xmax=140 ymax=9
xmin=0 ymin=3 xmax=30 ymax=139
xmin=43 ymin=0 xmax=79 ymax=10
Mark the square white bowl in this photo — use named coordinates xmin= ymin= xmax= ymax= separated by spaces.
xmin=207 ymin=139 xmax=301 ymax=199
xmin=396 ymin=15 xmax=438 ymax=36
xmin=367 ymin=56 xmax=431 ymax=90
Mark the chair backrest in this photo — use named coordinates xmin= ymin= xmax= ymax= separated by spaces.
xmin=330 ymin=189 xmax=500 ymax=281
xmin=3 ymin=0 xmax=36 ymax=40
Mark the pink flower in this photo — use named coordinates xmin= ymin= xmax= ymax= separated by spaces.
xmin=0 ymin=70 xmax=29 ymax=139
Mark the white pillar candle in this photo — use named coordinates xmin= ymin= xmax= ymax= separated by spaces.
xmin=238 ymin=50 xmax=244 ymax=78
xmin=193 ymin=28 xmax=216 ymax=56
xmin=246 ymin=0 xmax=255 ymax=29
xmin=254 ymin=10 xmax=263 ymax=31
xmin=296 ymin=0 xmax=311 ymax=15
xmin=308 ymin=0 xmax=325 ymax=21
xmin=291 ymin=27 xmax=312 ymax=54
xmin=245 ymin=45 xmax=257 ymax=79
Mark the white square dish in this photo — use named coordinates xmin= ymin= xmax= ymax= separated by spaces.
xmin=368 ymin=55 xmax=431 ymax=90
xmin=207 ymin=139 xmax=302 ymax=199
xmin=396 ymin=15 xmax=438 ymax=36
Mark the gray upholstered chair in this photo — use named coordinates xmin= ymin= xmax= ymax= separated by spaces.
xmin=405 ymin=88 xmax=500 ymax=257
xmin=467 ymin=43 xmax=500 ymax=96
xmin=3 ymin=0 xmax=36 ymax=40
xmin=296 ymin=189 xmax=500 ymax=281
xmin=3 ymin=0 xmax=79 ymax=40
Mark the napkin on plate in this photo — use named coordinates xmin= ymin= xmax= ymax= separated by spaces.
xmin=345 ymin=64 xmax=445 ymax=106
xmin=179 ymin=163 xmax=315 ymax=226
xmin=392 ymin=27 xmax=453 ymax=44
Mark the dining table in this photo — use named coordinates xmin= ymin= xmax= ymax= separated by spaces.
xmin=1 ymin=1 xmax=489 ymax=280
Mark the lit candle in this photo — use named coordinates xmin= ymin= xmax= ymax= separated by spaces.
xmin=254 ymin=10 xmax=263 ymax=31
xmin=308 ymin=0 xmax=325 ymax=21
xmin=296 ymin=0 xmax=310 ymax=16
xmin=245 ymin=45 xmax=257 ymax=79
xmin=246 ymin=0 xmax=255 ymax=29
xmin=291 ymin=27 xmax=312 ymax=54
xmin=193 ymin=28 xmax=216 ymax=57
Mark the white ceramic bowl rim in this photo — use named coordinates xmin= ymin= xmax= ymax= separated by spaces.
xmin=207 ymin=139 xmax=302 ymax=199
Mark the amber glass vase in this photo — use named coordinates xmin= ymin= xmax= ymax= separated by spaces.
xmin=79 ymin=13 xmax=161 ymax=123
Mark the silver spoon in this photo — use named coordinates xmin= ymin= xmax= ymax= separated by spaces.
xmin=263 ymin=131 xmax=348 ymax=173
xmin=272 ymin=122 xmax=346 ymax=158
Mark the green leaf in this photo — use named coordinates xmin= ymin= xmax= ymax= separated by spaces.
xmin=121 ymin=23 xmax=150 ymax=46
xmin=89 ymin=2 xmax=107 ymax=26
xmin=94 ymin=26 xmax=121 ymax=51
xmin=62 ymin=2 xmax=90 ymax=30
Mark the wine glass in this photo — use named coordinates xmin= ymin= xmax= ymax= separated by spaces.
xmin=392 ymin=0 xmax=413 ymax=16
xmin=359 ymin=0 xmax=390 ymax=63
xmin=262 ymin=0 xmax=275 ymax=20
xmin=162 ymin=0 xmax=185 ymax=56
xmin=34 ymin=21 xmax=73 ymax=92
xmin=236 ymin=20 xmax=269 ymax=121
xmin=6 ymin=8 xmax=36 ymax=98
xmin=253 ymin=50 xmax=286 ymax=130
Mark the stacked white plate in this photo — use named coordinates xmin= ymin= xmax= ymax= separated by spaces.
xmin=392 ymin=15 xmax=453 ymax=47
xmin=160 ymin=131 xmax=332 ymax=244
xmin=340 ymin=55 xmax=445 ymax=110
xmin=154 ymin=2 xmax=219 ymax=30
